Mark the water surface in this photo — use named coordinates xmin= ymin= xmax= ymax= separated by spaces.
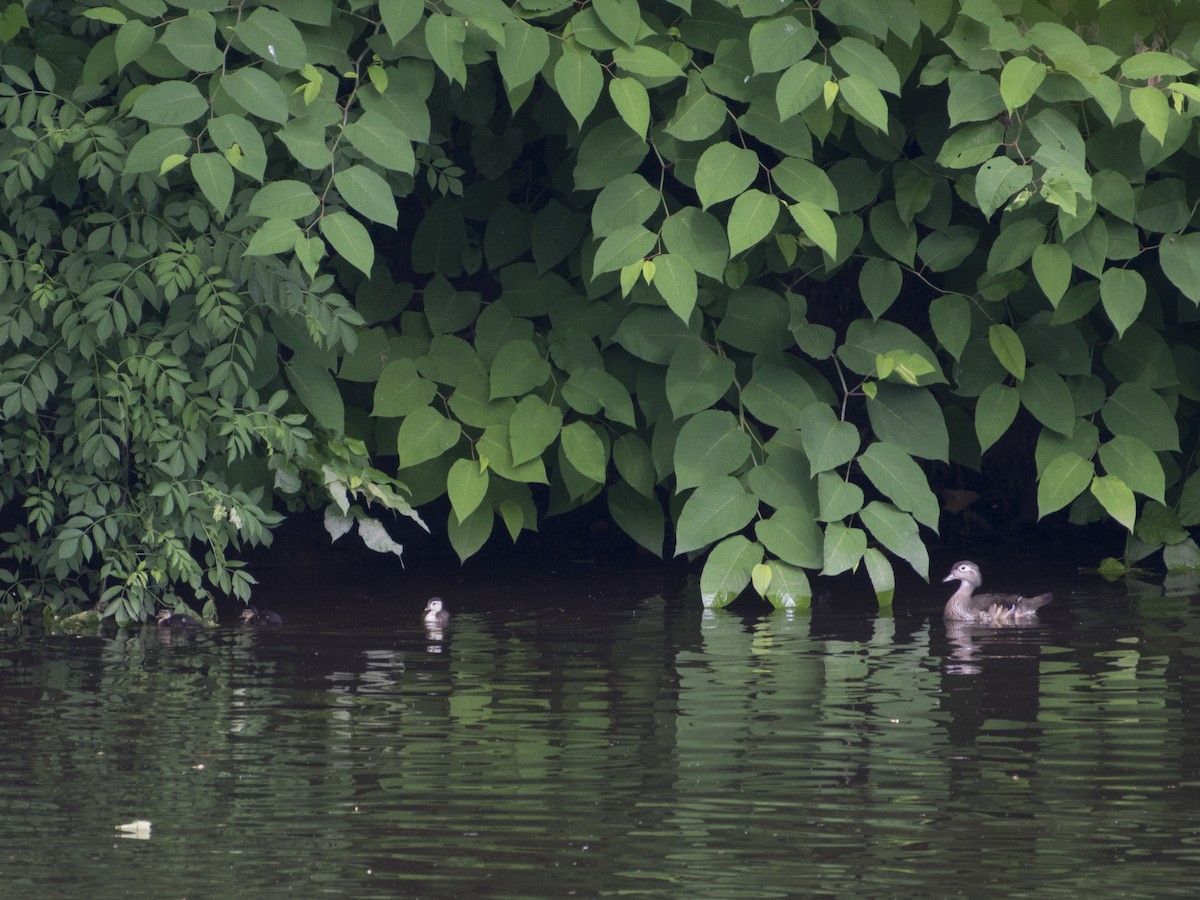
xmin=2 ymin=559 xmax=1199 ymax=897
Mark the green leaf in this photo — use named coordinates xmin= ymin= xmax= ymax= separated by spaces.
xmin=379 ymin=0 xmax=424 ymax=45
xmin=860 ymin=501 xmax=928 ymax=579
xmin=425 ymin=14 xmax=467 ymax=86
xmin=818 ymin=473 xmax=864 ymax=522
xmin=333 ymin=165 xmax=398 ymax=226
xmin=754 ymin=506 xmax=823 ymax=568
xmin=607 ymin=482 xmax=664 ymax=557
xmin=561 ymin=421 xmax=608 ymax=484
xmin=727 ymin=189 xmax=778 ymax=256
xmin=249 ymin=181 xmax=320 ymax=220
xmin=372 ymin=359 xmax=437 ymax=417
xmin=863 ymin=548 xmax=895 ymax=606
xmin=344 ymin=111 xmax=414 ymax=173
xmin=447 ymin=503 xmax=493 ymax=563
xmin=244 ymin=218 xmax=303 ymax=256
xmin=488 ymin=339 xmax=550 ymax=399
xmin=498 ymin=20 xmax=549 ymax=93
xmin=131 ymin=81 xmax=209 ymax=126
xmin=749 ymin=16 xmax=817 ymax=74
xmin=1019 ymin=364 xmax=1075 ymax=437
xmin=448 ymin=458 xmax=490 ymax=523
xmin=929 ymin=294 xmax=971 ymax=360
xmin=772 ymin=158 xmax=839 ymax=210
xmin=612 ymin=46 xmax=684 ymax=79
xmin=1121 ymin=51 xmax=1196 ymax=80
xmin=649 ymin=253 xmax=697 ymax=322
xmin=613 ymin=433 xmax=656 ymax=498
xmin=936 ymin=121 xmax=1005 ymax=168
xmin=694 ymin=142 xmax=759 ymax=209
xmin=1099 ymin=435 xmax=1165 ymax=504
xmin=665 ymin=71 xmax=726 ymax=142
xmin=975 ymin=156 xmax=1032 ymax=219
xmin=660 ymin=207 xmax=729 ymax=281
xmin=1099 ymin=267 xmax=1146 ymax=338
xmin=798 ymin=403 xmax=859 ymax=474
xmin=189 ymin=152 xmax=233 ymax=215
xmin=699 ymin=536 xmax=763 ymax=608
xmin=286 ymin=352 xmax=345 ymax=434
xmin=1000 ymin=56 xmax=1046 ymax=110
xmin=666 ymin=341 xmax=736 ymax=419
xmin=857 ymin=441 xmax=940 ymax=530
xmin=592 ymin=224 xmax=656 ymax=275
xmin=1031 ymin=243 xmax=1072 ymax=305
xmin=1101 ymin=384 xmax=1180 ymax=452
xmin=592 ymin=0 xmax=641 ymax=48
xmin=859 ymin=257 xmax=902 ymax=319
xmin=866 ymin=383 xmax=949 ymax=462
xmin=789 ymin=201 xmax=838 ymax=259
xmin=1037 ymin=451 xmax=1094 ymax=518
xmin=743 ymin=365 xmax=817 ymax=430
xmin=1130 ymin=84 xmax=1169 ymax=144
xmin=115 ymin=20 xmax=155 ymax=73
xmin=236 ymin=7 xmax=307 ymax=69
xmin=776 ymin=60 xmax=831 ymax=120
xmin=507 ymin=395 xmax=563 ymax=466
xmin=161 ymin=13 xmax=223 ymax=72
xmin=320 ymin=211 xmax=374 ymax=277
xmin=986 ymin=219 xmax=1045 ymax=274
xmin=555 ymin=47 xmax=603 ymax=129
xmin=397 ymin=406 xmax=461 ymax=468
xmin=220 ymin=68 xmax=288 ymax=124
xmin=822 ymin=523 xmax=867 ymax=576
xmin=674 ymin=410 xmax=751 ymax=491
xmin=574 ymin=118 xmax=649 ymax=191
xmin=560 ymin=367 xmax=635 ymax=426
xmin=762 ymin=561 xmax=813 ymax=610
xmin=988 ymin=323 xmax=1026 ymax=382
xmin=608 ymin=77 xmax=650 ymax=139
xmin=1159 ymin=232 xmax=1200 ymax=304
xmin=675 ymin=477 xmax=760 ymax=555
xmin=975 ymin=383 xmax=1019 ymax=454
xmin=830 ymin=37 xmax=901 ymax=95
xmin=837 ymin=75 xmax=890 ymax=132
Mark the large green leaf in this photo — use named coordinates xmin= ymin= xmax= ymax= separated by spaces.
xmin=397 ymin=406 xmax=461 ymax=468
xmin=857 ymin=441 xmax=940 ymax=531
xmin=865 ymin=383 xmax=949 ymax=462
xmin=561 ymin=421 xmax=608 ymax=484
xmin=1099 ymin=267 xmax=1146 ymax=337
xmin=674 ymin=410 xmax=751 ymax=491
xmin=488 ymin=339 xmax=550 ymax=399
xmin=665 ymin=341 xmax=736 ymax=419
xmin=219 ymin=67 xmax=288 ymax=123
xmin=320 ymin=211 xmax=373 ymax=277
xmin=249 ymin=181 xmax=319 ymax=220
xmin=509 ymin=395 xmax=563 ymax=465
xmin=1000 ymin=56 xmax=1047 ymax=110
xmin=447 ymin=458 xmax=490 ymax=524
xmin=726 ymin=189 xmax=778 ymax=256
xmin=1019 ymin=364 xmax=1075 ymax=437
xmin=975 ymin=383 xmax=1019 ymax=454
xmin=754 ymin=506 xmax=822 ymax=568
xmin=1101 ymin=384 xmax=1180 ymax=451
xmin=695 ymin=142 xmax=759 ymax=209
xmin=1099 ymin=435 xmax=1164 ymax=504
xmin=372 ymin=359 xmax=437 ymax=417
xmin=822 ymin=523 xmax=867 ymax=576
xmin=131 ymin=80 xmax=208 ymax=125
xmin=798 ymin=403 xmax=859 ymax=474
xmin=675 ymin=477 xmax=760 ymax=555
xmin=286 ymin=352 xmax=345 ymax=434
xmin=860 ymin=501 xmax=928 ymax=578
xmin=698 ymin=535 xmax=762 ymax=608
xmin=575 ymin=118 xmax=649 ymax=191
xmin=498 ymin=20 xmax=550 ymax=94
xmin=749 ymin=16 xmax=816 ymax=74
xmin=555 ymin=47 xmax=604 ymax=129
xmin=1037 ymin=451 xmax=1094 ymax=518
xmin=1159 ymin=232 xmax=1200 ymax=304
xmin=189 ymin=152 xmax=233 ymax=215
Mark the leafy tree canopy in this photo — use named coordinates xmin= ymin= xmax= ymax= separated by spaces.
xmin=2 ymin=0 xmax=1200 ymax=620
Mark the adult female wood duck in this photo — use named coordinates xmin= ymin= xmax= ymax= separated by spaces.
xmin=942 ymin=560 xmax=1053 ymax=623
xmin=424 ymin=597 xmax=449 ymax=627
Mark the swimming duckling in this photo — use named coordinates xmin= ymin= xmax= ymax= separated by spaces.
xmin=240 ymin=606 xmax=283 ymax=625
xmin=423 ymin=597 xmax=449 ymax=627
xmin=156 ymin=609 xmax=200 ymax=628
xmin=942 ymin=560 xmax=1053 ymax=623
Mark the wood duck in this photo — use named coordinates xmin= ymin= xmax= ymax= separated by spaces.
xmin=424 ymin=597 xmax=450 ymax=627
xmin=941 ymin=560 xmax=1053 ymax=623
xmin=156 ymin=609 xmax=200 ymax=628
xmin=241 ymin=606 xmax=283 ymax=625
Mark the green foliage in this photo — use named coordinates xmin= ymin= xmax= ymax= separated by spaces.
xmin=4 ymin=0 xmax=1200 ymax=617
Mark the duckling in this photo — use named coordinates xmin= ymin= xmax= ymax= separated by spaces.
xmin=942 ymin=560 xmax=1053 ymax=623
xmin=240 ymin=606 xmax=283 ymax=626
xmin=156 ymin=609 xmax=200 ymax=628
xmin=423 ymin=597 xmax=450 ymax=627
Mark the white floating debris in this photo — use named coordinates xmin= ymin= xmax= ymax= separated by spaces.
xmin=116 ymin=820 xmax=152 ymax=839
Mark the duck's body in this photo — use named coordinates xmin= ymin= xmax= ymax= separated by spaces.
xmin=241 ymin=606 xmax=283 ymax=625
xmin=942 ymin=560 xmax=1052 ymax=623
xmin=156 ymin=609 xmax=200 ymax=628
xmin=424 ymin=597 xmax=449 ymax=627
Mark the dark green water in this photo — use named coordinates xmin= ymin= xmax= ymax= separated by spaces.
xmin=2 ymin=560 xmax=1199 ymax=897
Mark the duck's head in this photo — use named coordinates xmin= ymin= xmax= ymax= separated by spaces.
xmin=943 ymin=560 xmax=983 ymax=587
xmin=425 ymin=597 xmax=445 ymax=615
